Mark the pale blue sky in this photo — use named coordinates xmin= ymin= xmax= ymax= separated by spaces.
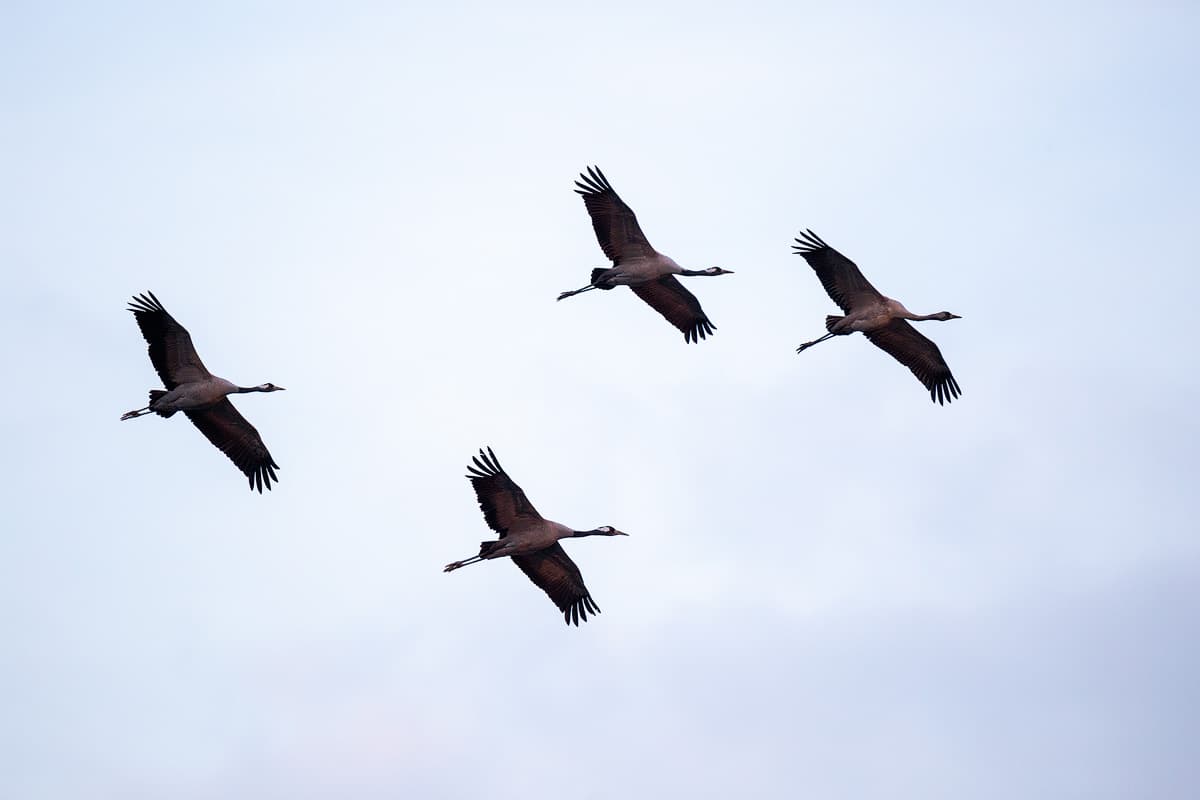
xmin=2 ymin=2 xmax=1198 ymax=798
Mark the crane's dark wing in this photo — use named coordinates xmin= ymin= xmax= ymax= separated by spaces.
xmin=128 ymin=292 xmax=211 ymax=389
xmin=466 ymin=447 xmax=542 ymax=537
xmin=631 ymin=275 xmax=716 ymax=343
xmin=863 ymin=319 xmax=962 ymax=405
xmin=575 ymin=166 xmax=657 ymax=263
xmin=184 ymin=399 xmax=280 ymax=492
xmin=792 ymin=230 xmax=884 ymax=314
xmin=512 ymin=543 xmax=601 ymax=626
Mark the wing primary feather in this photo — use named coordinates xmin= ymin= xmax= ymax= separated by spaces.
xmin=631 ymin=275 xmax=717 ymax=343
xmin=183 ymin=399 xmax=280 ymax=492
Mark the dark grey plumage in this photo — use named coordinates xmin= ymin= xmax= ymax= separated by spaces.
xmin=793 ymin=231 xmax=962 ymax=405
xmin=445 ymin=447 xmax=627 ymax=626
xmin=558 ymin=166 xmax=732 ymax=343
xmin=123 ymin=292 xmax=283 ymax=492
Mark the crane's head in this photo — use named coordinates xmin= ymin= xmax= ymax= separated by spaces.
xmin=704 ymin=267 xmax=734 ymax=276
xmin=588 ymin=525 xmax=629 ymax=537
xmin=255 ymin=383 xmax=287 ymax=392
xmin=934 ymin=312 xmax=962 ymax=321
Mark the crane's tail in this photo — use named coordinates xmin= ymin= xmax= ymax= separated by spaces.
xmin=824 ymin=315 xmax=844 ymax=333
xmin=478 ymin=540 xmax=505 ymax=557
xmin=589 ymin=268 xmax=616 ymax=289
xmin=147 ymin=390 xmax=177 ymax=418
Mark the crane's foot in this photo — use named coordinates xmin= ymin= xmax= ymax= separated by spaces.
xmin=444 ymin=554 xmax=483 ymax=572
xmin=557 ymin=285 xmax=596 ymax=301
xmin=796 ymin=333 xmax=834 ymax=353
xmin=120 ymin=408 xmax=150 ymax=420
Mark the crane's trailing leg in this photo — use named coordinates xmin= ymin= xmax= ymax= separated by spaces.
xmin=557 ymin=284 xmax=599 ymax=301
xmin=796 ymin=333 xmax=835 ymax=353
xmin=444 ymin=555 xmax=485 ymax=572
xmin=122 ymin=389 xmax=170 ymax=421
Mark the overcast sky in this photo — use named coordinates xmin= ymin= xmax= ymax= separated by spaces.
xmin=3 ymin=1 xmax=1198 ymax=798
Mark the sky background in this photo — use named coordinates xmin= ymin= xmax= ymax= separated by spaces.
xmin=2 ymin=1 xmax=1198 ymax=797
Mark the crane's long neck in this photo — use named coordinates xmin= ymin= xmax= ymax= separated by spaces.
xmin=570 ymin=528 xmax=627 ymax=538
xmin=678 ymin=267 xmax=732 ymax=278
xmin=900 ymin=311 xmax=955 ymax=322
xmin=235 ymin=384 xmax=284 ymax=393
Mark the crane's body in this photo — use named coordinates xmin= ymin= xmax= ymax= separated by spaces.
xmin=792 ymin=230 xmax=962 ymax=405
xmin=825 ymin=297 xmax=955 ymax=336
xmin=558 ymin=166 xmax=733 ymax=343
xmin=588 ymin=252 xmax=687 ymax=287
xmin=444 ymin=447 xmax=628 ymax=626
xmin=121 ymin=292 xmax=285 ymax=492
xmin=122 ymin=376 xmax=265 ymax=419
xmin=482 ymin=519 xmax=575 ymax=557
xmin=446 ymin=519 xmax=587 ymax=567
